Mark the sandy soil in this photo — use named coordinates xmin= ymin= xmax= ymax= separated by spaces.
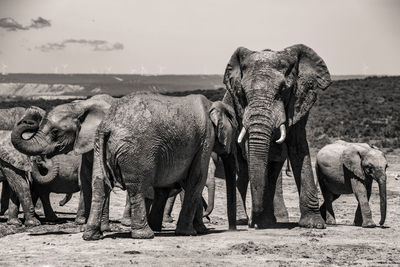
xmin=0 ymin=152 xmax=400 ymax=266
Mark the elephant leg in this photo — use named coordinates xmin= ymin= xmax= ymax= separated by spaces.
xmin=120 ymin=193 xmax=131 ymax=226
xmin=274 ymin=166 xmax=289 ymax=223
xmin=148 ymin=187 xmax=170 ymax=231
xmin=319 ymin=191 xmax=340 ymax=225
xmin=0 ymin=181 xmax=10 ymax=215
xmin=82 ymin=153 xmax=108 ymax=241
xmin=39 ymin=192 xmax=58 ymax=222
xmin=75 ymin=190 xmax=86 ymax=224
xmin=236 ymin=152 xmax=249 ymax=225
xmin=353 ymin=180 xmax=374 ymax=227
xmin=221 ymin=153 xmax=238 ymax=230
xmin=193 ymin=196 xmax=208 ymax=234
xmin=287 ymin=119 xmax=325 ymax=229
xmin=100 ymin=191 xmax=111 ymax=232
xmin=7 ymin=191 xmax=22 ymax=226
xmin=2 ymin=167 xmax=40 ymax=227
xmin=126 ymin=183 xmax=154 ymax=239
xmin=80 ymin=151 xmax=93 ymax=223
xmin=163 ymin=195 xmax=177 ymax=223
xmin=176 ymin=151 xmax=209 ymax=236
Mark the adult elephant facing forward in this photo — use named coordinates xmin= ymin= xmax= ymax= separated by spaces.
xmin=222 ymin=44 xmax=331 ymax=229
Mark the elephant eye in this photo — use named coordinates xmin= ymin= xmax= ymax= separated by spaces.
xmin=51 ymin=128 xmax=59 ymax=139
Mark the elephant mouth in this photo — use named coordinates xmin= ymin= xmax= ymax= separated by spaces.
xmin=21 ymin=131 xmax=35 ymax=140
xmin=37 ymin=164 xmax=49 ymax=176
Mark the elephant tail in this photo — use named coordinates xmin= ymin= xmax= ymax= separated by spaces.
xmin=97 ymin=129 xmax=113 ymax=191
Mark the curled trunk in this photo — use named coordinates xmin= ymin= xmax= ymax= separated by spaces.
xmin=378 ymin=178 xmax=386 ymax=226
xmin=11 ymin=122 xmax=49 ymax=156
xmin=31 ymin=157 xmax=59 ymax=184
xmin=203 ymin=177 xmax=215 ymax=217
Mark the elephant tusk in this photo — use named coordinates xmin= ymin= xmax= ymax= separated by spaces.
xmin=237 ymin=127 xmax=247 ymax=143
xmin=276 ymin=124 xmax=286 ymax=144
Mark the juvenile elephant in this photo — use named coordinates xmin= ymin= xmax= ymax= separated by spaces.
xmin=83 ymin=93 xmax=237 ymax=240
xmin=316 ymin=140 xmax=387 ymax=227
xmin=221 ymin=44 xmax=331 ymax=229
xmin=11 ymin=95 xmax=117 ymax=229
xmin=0 ymin=107 xmax=83 ymax=225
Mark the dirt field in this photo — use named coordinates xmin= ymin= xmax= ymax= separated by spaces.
xmin=0 ymin=151 xmax=399 ymax=266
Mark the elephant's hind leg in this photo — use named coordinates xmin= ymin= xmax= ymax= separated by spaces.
xmin=39 ymin=193 xmax=58 ymax=222
xmin=317 ymin=166 xmax=339 ymax=225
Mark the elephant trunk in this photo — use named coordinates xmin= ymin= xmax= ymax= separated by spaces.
xmin=203 ymin=176 xmax=215 ymax=217
xmin=31 ymin=157 xmax=59 ymax=184
xmin=378 ymin=177 xmax=386 ymax=226
xmin=11 ymin=122 xmax=49 ymax=156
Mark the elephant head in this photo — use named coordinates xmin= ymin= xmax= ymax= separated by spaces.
xmin=11 ymin=94 xmax=114 ymax=157
xmin=209 ymin=101 xmax=238 ymax=155
xmin=342 ymin=145 xmax=388 ymax=226
xmin=223 ymin=44 xmax=331 ymax=215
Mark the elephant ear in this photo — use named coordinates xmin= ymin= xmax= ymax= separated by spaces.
xmin=223 ymin=47 xmax=254 ymax=118
xmin=209 ymin=101 xmax=238 ymax=154
xmin=73 ymin=95 xmax=114 ymax=155
xmin=341 ymin=146 xmax=366 ymax=181
xmin=284 ymin=44 xmax=331 ymax=126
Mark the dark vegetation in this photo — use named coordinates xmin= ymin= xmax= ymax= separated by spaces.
xmin=1 ymin=76 xmax=399 ymax=148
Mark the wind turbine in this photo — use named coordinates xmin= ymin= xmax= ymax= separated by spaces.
xmin=158 ymin=65 xmax=165 ymax=75
xmin=140 ymin=65 xmax=146 ymax=76
xmin=1 ymin=63 xmax=8 ymax=75
xmin=62 ymin=64 xmax=68 ymax=74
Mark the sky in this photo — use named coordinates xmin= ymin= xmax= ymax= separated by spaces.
xmin=0 ymin=0 xmax=399 ymax=75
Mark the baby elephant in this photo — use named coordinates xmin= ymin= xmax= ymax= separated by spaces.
xmin=316 ymin=140 xmax=387 ymax=228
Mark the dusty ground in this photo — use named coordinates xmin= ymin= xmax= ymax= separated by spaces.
xmin=0 ymin=151 xmax=399 ymax=266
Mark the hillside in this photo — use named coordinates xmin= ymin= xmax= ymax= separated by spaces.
xmin=0 ymin=76 xmax=399 ymax=148
xmin=0 ymin=73 xmax=367 ymax=97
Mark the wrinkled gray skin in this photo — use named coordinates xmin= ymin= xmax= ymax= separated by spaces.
xmin=316 ymin=140 xmax=387 ymax=227
xmin=162 ymin=155 xmax=217 ymax=224
xmin=0 ymin=107 xmax=81 ymax=225
xmin=222 ymin=44 xmax=331 ymax=229
xmin=120 ymin=156 xmax=216 ymax=228
xmin=11 ymin=95 xmax=117 ymax=231
xmin=83 ymin=93 xmax=237 ymax=240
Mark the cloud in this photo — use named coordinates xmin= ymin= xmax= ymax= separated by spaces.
xmin=36 ymin=39 xmax=124 ymax=52
xmin=0 ymin=17 xmax=51 ymax=31
xmin=29 ymin=17 xmax=51 ymax=29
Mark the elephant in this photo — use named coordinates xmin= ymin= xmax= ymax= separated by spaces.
xmin=82 ymin=93 xmax=237 ymax=240
xmin=316 ymin=140 xmax=387 ymax=228
xmin=220 ymin=44 xmax=331 ymax=229
xmin=11 ymin=95 xmax=117 ymax=230
xmin=0 ymin=107 xmax=83 ymax=225
xmin=162 ymin=154 xmax=217 ymax=224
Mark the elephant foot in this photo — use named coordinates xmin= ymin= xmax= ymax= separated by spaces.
xmin=45 ymin=214 xmax=58 ymax=223
xmin=75 ymin=216 xmax=87 ymax=225
xmin=131 ymin=226 xmax=154 ymax=239
xmin=120 ymin=217 xmax=131 ymax=227
xmin=7 ymin=218 xmax=23 ymax=226
xmin=299 ymin=213 xmax=326 ymax=229
xmin=163 ymin=215 xmax=174 ymax=223
xmin=175 ymin=226 xmax=197 ymax=236
xmin=100 ymin=223 xmax=111 ymax=232
xmin=361 ymin=220 xmax=376 ymax=228
xmin=194 ymin=222 xmax=208 ymax=235
xmin=24 ymin=217 xmax=41 ymax=227
xmin=251 ymin=213 xmax=277 ymax=229
xmin=82 ymin=226 xmax=103 ymax=241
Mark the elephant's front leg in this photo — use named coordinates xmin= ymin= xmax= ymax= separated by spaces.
xmin=100 ymin=193 xmax=111 ymax=232
xmin=221 ymin=153 xmax=238 ymax=230
xmin=287 ymin=120 xmax=325 ymax=229
xmin=148 ymin=187 xmax=170 ymax=231
xmin=352 ymin=179 xmax=375 ymax=227
xmin=75 ymin=190 xmax=86 ymax=225
xmin=0 ymin=181 xmax=10 ymax=215
xmin=7 ymin=191 xmax=22 ymax=226
xmin=39 ymin=192 xmax=58 ymax=222
xmin=273 ymin=166 xmax=289 ymax=223
xmin=77 ymin=151 xmax=93 ymax=225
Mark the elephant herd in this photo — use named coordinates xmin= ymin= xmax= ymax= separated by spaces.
xmin=0 ymin=44 xmax=388 ymax=241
